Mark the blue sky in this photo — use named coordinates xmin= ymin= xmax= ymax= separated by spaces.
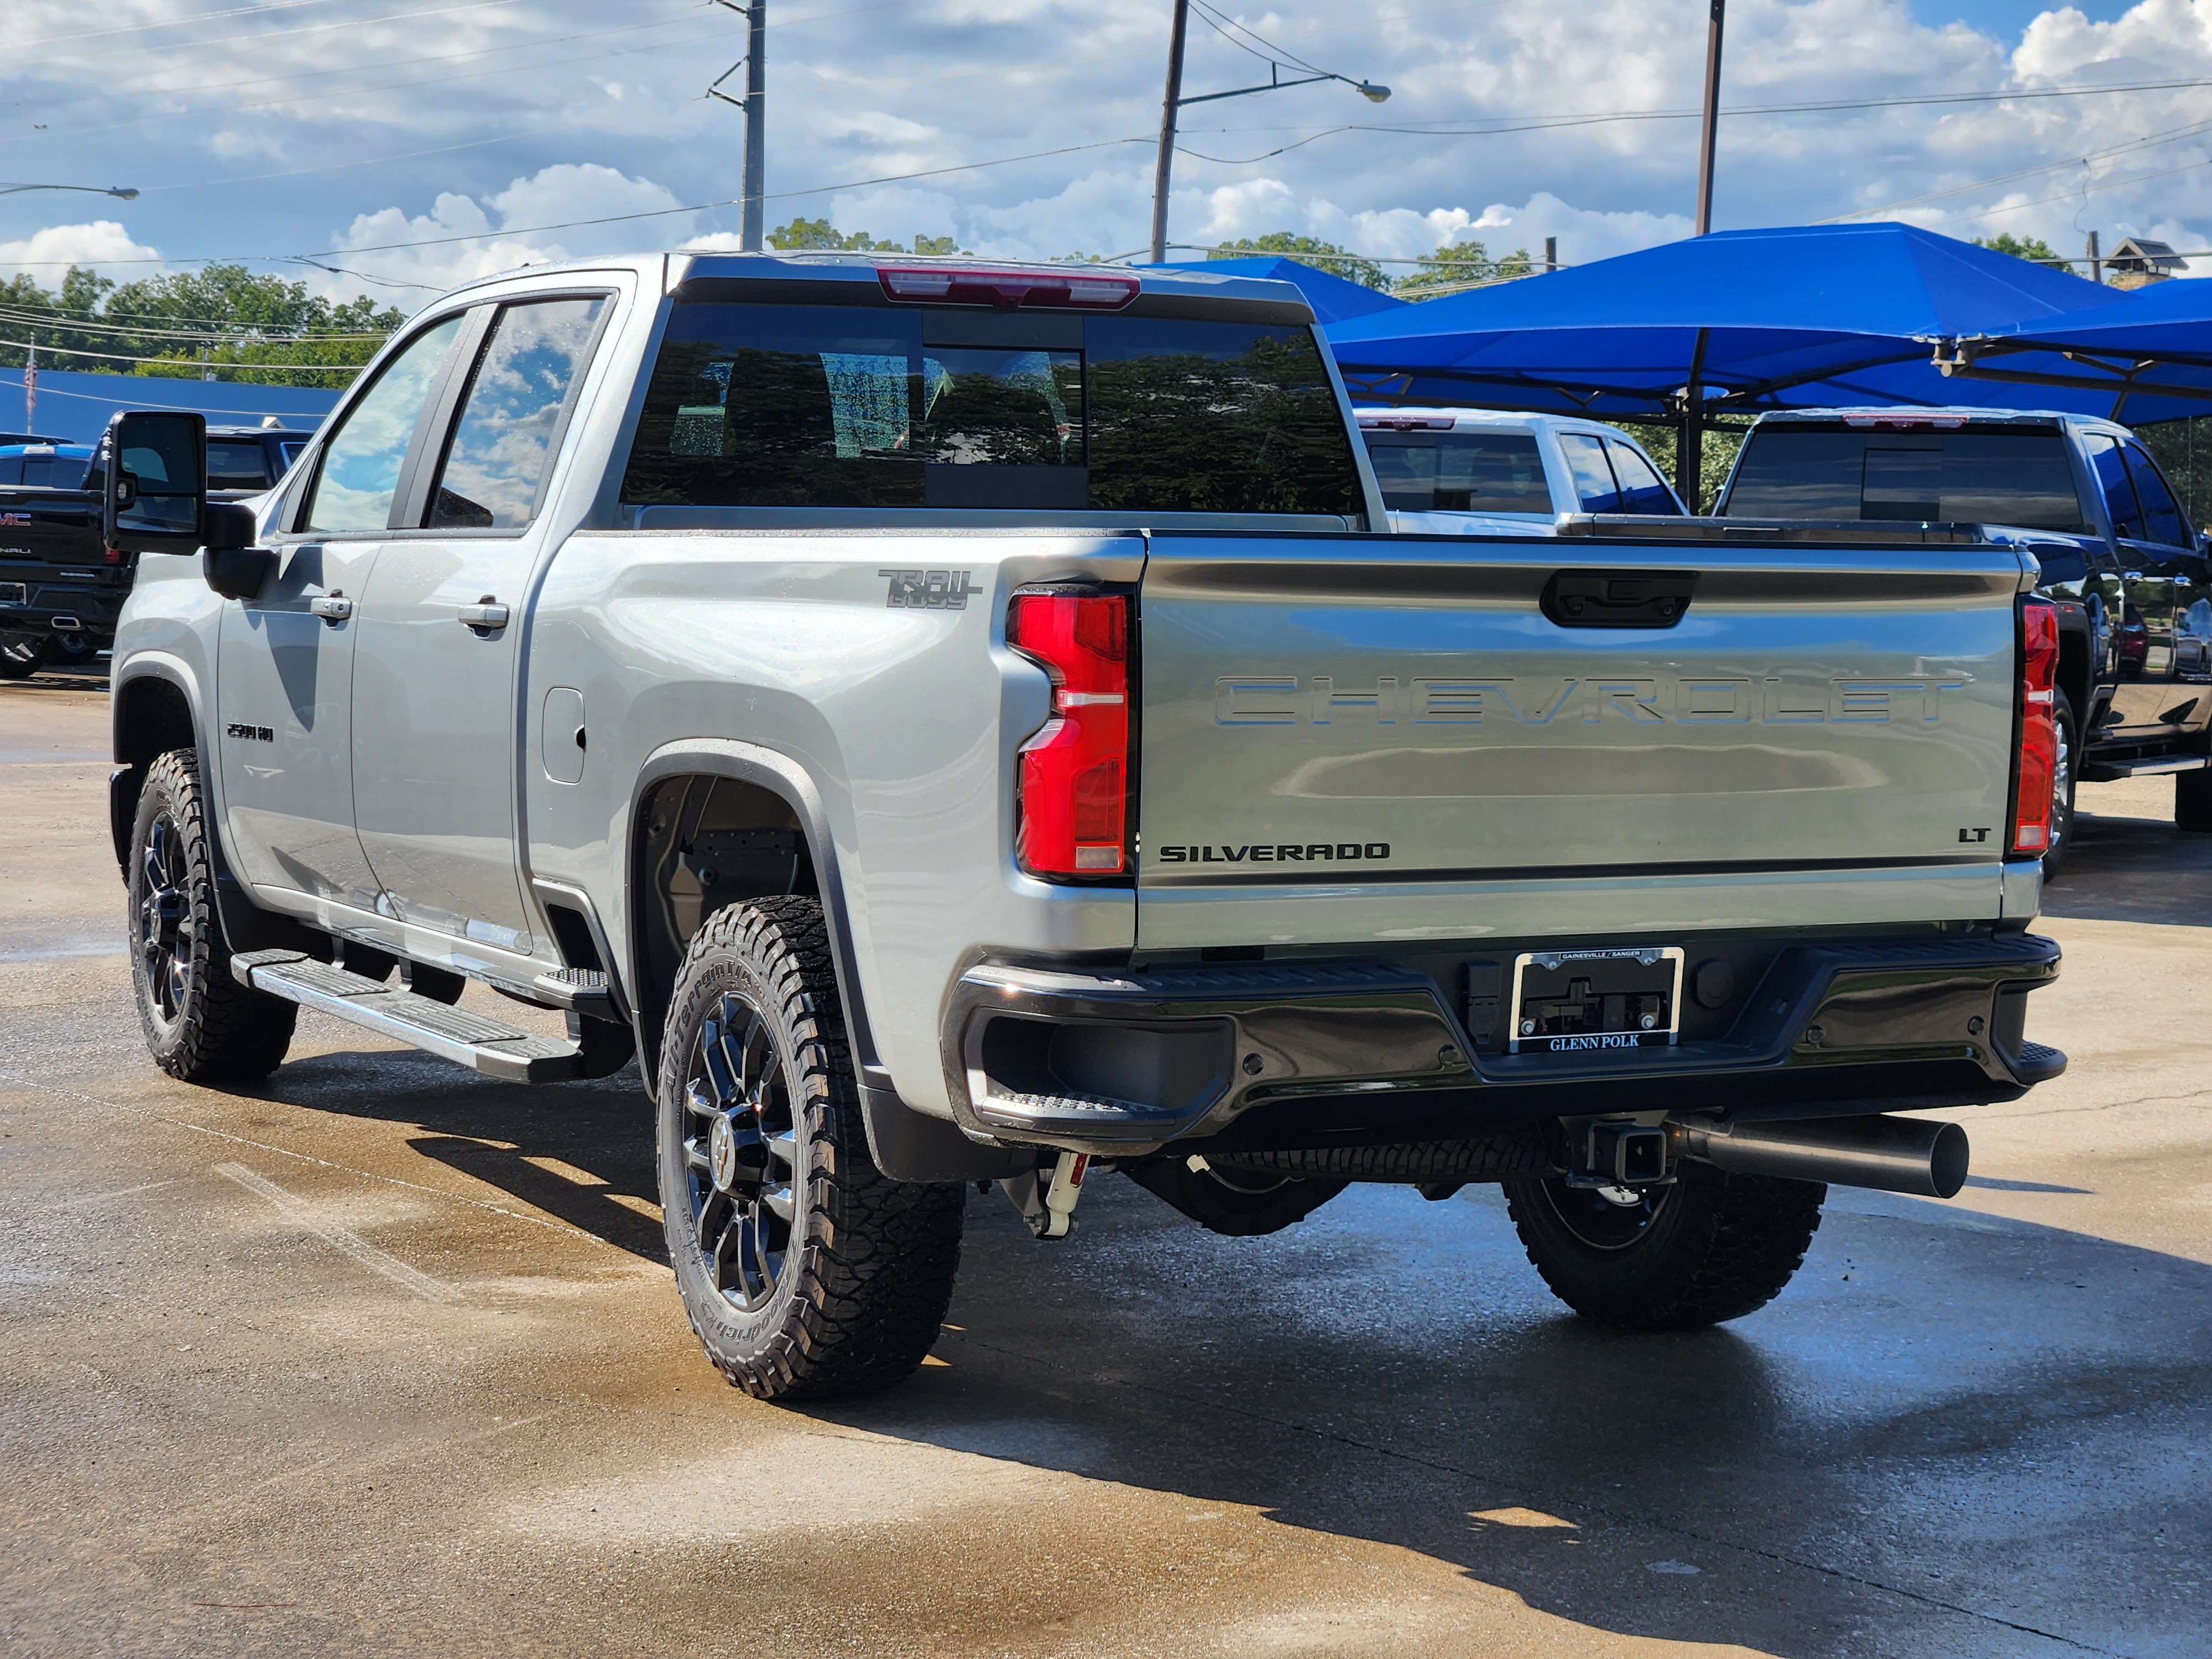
xmin=3 ymin=1 xmax=2211 ymax=301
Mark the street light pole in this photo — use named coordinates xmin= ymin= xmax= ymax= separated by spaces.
xmin=1694 ymin=0 xmax=1725 ymax=237
xmin=0 ymin=184 xmax=138 ymax=200
xmin=1149 ymin=0 xmax=1191 ymax=266
xmin=1147 ymin=1 xmax=1388 ymax=265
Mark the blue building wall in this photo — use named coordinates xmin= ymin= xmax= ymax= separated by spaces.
xmin=0 ymin=367 xmax=347 ymax=444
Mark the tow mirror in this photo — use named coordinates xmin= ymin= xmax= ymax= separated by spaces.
xmin=102 ymin=410 xmax=207 ymax=555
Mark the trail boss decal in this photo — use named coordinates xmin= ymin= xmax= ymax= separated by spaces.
xmin=880 ymin=568 xmax=982 ymax=610
xmin=1159 ymin=842 xmax=1390 ymax=864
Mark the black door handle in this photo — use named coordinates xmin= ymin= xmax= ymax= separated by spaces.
xmin=1542 ymin=569 xmax=1697 ymax=628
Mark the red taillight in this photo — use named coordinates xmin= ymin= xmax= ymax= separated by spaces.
xmin=876 ymin=266 xmax=1140 ymax=311
xmin=1009 ymin=592 xmax=1130 ymax=877
xmin=2010 ymin=601 xmax=2060 ymax=855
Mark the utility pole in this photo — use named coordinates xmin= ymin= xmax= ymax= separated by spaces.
xmin=707 ymin=2 xmax=768 ymax=252
xmin=1149 ymin=0 xmax=1191 ymax=265
xmin=2086 ymin=229 xmax=2102 ymax=285
xmin=1145 ymin=0 xmax=1385 ymax=264
xmin=743 ymin=1 xmax=765 ymax=251
xmin=1694 ymin=0 xmax=1725 ymax=236
xmin=1544 ymin=235 xmax=1557 ymax=274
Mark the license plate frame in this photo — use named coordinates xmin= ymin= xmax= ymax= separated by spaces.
xmin=1507 ymin=945 xmax=1685 ymax=1055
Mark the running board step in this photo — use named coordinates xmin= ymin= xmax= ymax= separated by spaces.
xmin=2079 ymin=754 xmax=2210 ymax=781
xmin=231 ymin=950 xmax=586 ymax=1083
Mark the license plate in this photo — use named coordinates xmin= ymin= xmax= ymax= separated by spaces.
xmin=1508 ymin=946 xmax=1684 ymax=1055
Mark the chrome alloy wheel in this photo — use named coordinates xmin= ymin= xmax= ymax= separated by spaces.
xmin=1536 ymin=1177 xmax=1674 ymax=1250
xmin=680 ymin=993 xmax=800 ymax=1312
xmin=136 ymin=810 xmax=194 ymax=1031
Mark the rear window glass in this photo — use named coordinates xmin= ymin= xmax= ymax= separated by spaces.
xmin=1724 ymin=428 xmax=2089 ymax=531
xmin=621 ymin=302 xmax=1360 ymax=515
xmin=1558 ymin=432 xmax=1621 ymax=513
xmin=0 ymin=451 xmax=90 ymax=488
xmin=208 ymin=440 xmax=270 ymax=491
xmin=1604 ymin=437 xmax=1681 ymax=514
xmin=1364 ymin=431 xmax=1552 ymax=513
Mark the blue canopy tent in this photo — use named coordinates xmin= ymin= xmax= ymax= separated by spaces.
xmin=1149 ymin=255 xmax=1407 ymax=326
xmin=1934 ymin=275 xmax=2212 ymax=425
xmin=1323 ymin=223 xmax=2121 ymax=504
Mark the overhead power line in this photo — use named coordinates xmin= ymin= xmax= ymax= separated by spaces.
xmin=0 ymin=305 xmax=388 ymax=343
xmin=13 ymin=0 xmax=537 ymax=67
xmin=0 ymin=338 xmax=368 ymax=371
xmin=0 ymin=136 xmax=1159 ymax=269
xmin=1822 ymin=116 xmax=2212 ymax=222
xmin=17 ymin=0 xmax=345 ymax=50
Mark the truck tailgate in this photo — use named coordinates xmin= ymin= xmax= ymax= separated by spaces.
xmin=1135 ymin=533 xmax=2031 ymax=949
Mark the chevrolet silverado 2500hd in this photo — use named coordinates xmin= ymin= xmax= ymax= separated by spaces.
xmin=103 ymin=254 xmax=2065 ymax=1400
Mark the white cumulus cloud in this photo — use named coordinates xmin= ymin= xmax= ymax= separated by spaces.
xmin=0 ymin=221 xmax=163 ymax=283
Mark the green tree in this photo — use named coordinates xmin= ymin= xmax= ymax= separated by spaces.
xmin=1396 ymin=238 xmax=1535 ymax=299
xmin=0 ymin=263 xmax=403 ymax=387
xmin=1973 ymin=233 xmax=2064 ymax=268
xmin=768 ymin=218 xmax=964 ymax=255
xmin=1206 ymin=232 xmax=1390 ymax=291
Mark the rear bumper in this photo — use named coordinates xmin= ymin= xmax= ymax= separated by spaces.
xmin=943 ymin=931 xmax=2064 ymax=1156
xmin=0 ymin=576 xmax=123 ymax=642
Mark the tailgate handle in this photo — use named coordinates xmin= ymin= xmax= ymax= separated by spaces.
xmin=1542 ymin=569 xmax=1695 ymax=629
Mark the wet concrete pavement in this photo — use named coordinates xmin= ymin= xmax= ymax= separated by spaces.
xmin=1 ymin=673 xmax=2207 ymax=1657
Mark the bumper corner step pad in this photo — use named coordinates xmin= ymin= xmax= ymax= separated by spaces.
xmin=530 ymin=966 xmax=615 ymax=1014
xmin=231 ymin=950 xmax=586 ymax=1083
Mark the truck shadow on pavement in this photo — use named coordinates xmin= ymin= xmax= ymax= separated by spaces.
xmin=233 ymin=1044 xmax=666 ymax=1260
xmin=2043 ymin=805 xmax=2212 ymax=926
xmin=812 ymin=1180 xmax=2211 ymax=1659
xmin=220 ymin=1044 xmax=2212 ymax=1656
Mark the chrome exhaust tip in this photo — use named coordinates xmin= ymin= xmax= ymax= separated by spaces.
xmin=1674 ymin=1113 xmax=1969 ymax=1199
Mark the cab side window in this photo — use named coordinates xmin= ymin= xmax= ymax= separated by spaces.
xmin=1603 ymin=438 xmax=1681 ymax=514
xmin=2085 ymin=434 xmax=2145 ymax=542
xmin=2123 ymin=443 xmax=2190 ymax=549
xmin=425 ymin=296 xmax=607 ymax=529
xmin=299 ymin=315 xmax=465 ymax=534
xmin=1558 ymin=431 xmax=1623 ymax=513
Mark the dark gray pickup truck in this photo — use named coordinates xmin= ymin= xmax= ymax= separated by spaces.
xmin=1719 ymin=408 xmax=2212 ymax=872
xmin=0 ymin=441 xmax=115 ymax=676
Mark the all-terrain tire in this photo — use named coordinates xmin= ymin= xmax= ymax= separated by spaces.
xmin=0 ymin=632 xmax=43 ymax=680
xmin=1504 ymin=1160 xmax=1824 ymax=1330
xmin=656 ymin=896 xmax=965 ymax=1401
xmin=128 ymin=749 xmax=297 ymax=1082
xmin=2177 ymin=765 xmax=2212 ymax=833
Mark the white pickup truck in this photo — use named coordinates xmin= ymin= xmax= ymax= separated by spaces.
xmin=103 ymin=254 xmax=2064 ymax=1401
xmin=1358 ymin=407 xmax=1683 ymax=534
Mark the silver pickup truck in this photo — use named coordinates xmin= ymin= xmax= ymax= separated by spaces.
xmin=103 ymin=254 xmax=2065 ymax=1400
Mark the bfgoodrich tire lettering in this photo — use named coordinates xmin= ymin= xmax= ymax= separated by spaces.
xmin=128 ymin=749 xmax=297 ymax=1082
xmin=1504 ymin=1159 xmax=1824 ymax=1330
xmin=656 ymin=896 xmax=965 ymax=1400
